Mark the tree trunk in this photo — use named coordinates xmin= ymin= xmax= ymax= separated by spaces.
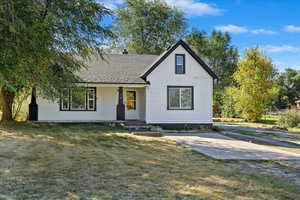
xmin=1 ymin=86 xmax=15 ymax=121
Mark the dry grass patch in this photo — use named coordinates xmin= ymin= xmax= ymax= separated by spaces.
xmin=0 ymin=122 xmax=299 ymax=199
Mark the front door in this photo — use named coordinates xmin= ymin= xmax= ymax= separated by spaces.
xmin=125 ymin=89 xmax=139 ymax=120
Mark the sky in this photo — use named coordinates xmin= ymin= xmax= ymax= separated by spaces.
xmin=100 ymin=0 xmax=300 ymax=72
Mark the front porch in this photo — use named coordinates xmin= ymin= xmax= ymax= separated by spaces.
xmin=115 ymin=86 xmax=146 ymax=121
xmin=37 ymin=84 xmax=147 ymax=122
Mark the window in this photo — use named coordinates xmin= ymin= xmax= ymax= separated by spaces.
xmin=126 ymin=91 xmax=136 ymax=110
xmin=71 ymin=88 xmax=86 ymax=110
xmin=60 ymin=87 xmax=96 ymax=111
xmin=87 ymin=88 xmax=96 ymax=110
xmin=168 ymin=86 xmax=193 ymax=110
xmin=175 ymin=54 xmax=185 ymax=74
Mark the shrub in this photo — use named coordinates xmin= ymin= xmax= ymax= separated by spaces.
xmin=213 ymin=90 xmax=223 ymax=117
xmin=221 ymin=87 xmax=238 ymax=118
xmin=278 ymin=110 xmax=300 ymax=128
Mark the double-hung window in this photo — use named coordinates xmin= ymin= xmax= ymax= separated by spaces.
xmin=175 ymin=54 xmax=185 ymax=74
xmin=168 ymin=86 xmax=193 ymax=110
xmin=60 ymin=87 xmax=96 ymax=111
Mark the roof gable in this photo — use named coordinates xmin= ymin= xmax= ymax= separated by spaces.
xmin=140 ymin=40 xmax=218 ymax=80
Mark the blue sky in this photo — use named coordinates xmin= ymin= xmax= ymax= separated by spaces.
xmin=100 ymin=0 xmax=300 ymax=72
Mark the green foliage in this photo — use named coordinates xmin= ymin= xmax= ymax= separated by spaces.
xmin=187 ymin=30 xmax=239 ymax=117
xmin=212 ymin=90 xmax=223 ymax=117
xmin=0 ymin=0 xmax=113 ymax=120
xmin=187 ymin=29 xmax=239 ymax=89
xmin=12 ymin=87 xmax=31 ymax=120
xmin=274 ymin=68 xmax=300 ymax=109
xmin=114 ymin=0 xmax=187 ymax=54
xmin=221 ymin=87 xmax=238 ymax=118
xmin=278 ymin=110 xmax=300 ymax=128
xmin=233 ymin=48 xmax=278 ymax=122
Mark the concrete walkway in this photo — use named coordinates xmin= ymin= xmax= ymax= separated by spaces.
xmin=217 ymin=125 xmax=300 ymax=139
xmin=164 ymin=133 xmax=300 ymax=160
xmin=221 ymin=131 xmax=300 ymax=149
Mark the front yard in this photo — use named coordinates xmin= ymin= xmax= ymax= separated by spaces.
xmin=0 ymin=123 xmax=299 ymax=199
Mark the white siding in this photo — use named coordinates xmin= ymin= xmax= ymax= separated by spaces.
xmin=145 ymin=45 xmax=213 ymax=124
xmin=37 ymin=86 xmax=146 ymax=122
xmin=38 ymin=87 xmax=118 ymax=121
xmin=137 ymin=88 xmax=146 ymax=121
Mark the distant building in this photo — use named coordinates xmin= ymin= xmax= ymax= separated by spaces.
xmin=295 ymin=100 xmax=300 ymax=110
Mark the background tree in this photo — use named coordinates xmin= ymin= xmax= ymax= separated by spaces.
xmin=274 ymin=68 xmax=300 ymax=109
xmin=186 ymin=29 xmax=239 ymax=117
xmin=233 ymin=48 xmax=278 ymax=122
xmin=221 ymin=87 xmax=238 ymax=118
xmin=187 ymin=29 xmax=239 ymax=89
xmin=0 ymin=0 xmax=113 ymax=121
xmin=114 ymin=0 xmax=187 ymax=54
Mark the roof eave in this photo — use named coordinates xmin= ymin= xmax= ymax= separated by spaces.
xmin=140 ymin=39 xmax=218 ymax=80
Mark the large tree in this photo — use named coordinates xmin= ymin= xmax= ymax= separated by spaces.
xmin=233 ymin=48 xmax=278 ymax=122
xmin=187 ymin=29 xmax=239 ymax=89
xmin=0 ymin=0 xmax=113 ymax=121
xmin=274 ymin=68 xmax=300 ymax=109
xmin=114 ymin=0 xmax=187 ymax=54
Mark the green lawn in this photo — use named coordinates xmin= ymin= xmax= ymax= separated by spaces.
xmin=0 ymin=122 xmax=299 ymax=199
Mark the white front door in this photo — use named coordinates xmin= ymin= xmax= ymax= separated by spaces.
xmin=125 ymin=89 xmax=139 ymax=120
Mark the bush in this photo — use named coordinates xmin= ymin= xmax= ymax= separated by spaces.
xmin=278 ymin=110 xmax=300 ymax=128
xmin=213 ymin=90 xmax=223 ymax=117
xmin=221 ymin=87 xmax=238 ymax=118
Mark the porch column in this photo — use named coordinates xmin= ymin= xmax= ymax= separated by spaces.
xmin=28 ymin=88 xmax=38 ymax=121
xmin=116 ymin=87 xmax=125 ymax=120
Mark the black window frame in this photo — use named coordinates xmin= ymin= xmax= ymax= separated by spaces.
xmin=167 ymin=86 xmax=194 ymax=110
xmin=59 ymin=87 xmax=97 ymax=111
xmin=175 ymin=54 xmax=185 ymax=74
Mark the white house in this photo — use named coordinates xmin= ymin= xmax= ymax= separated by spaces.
xmin=31 ymin=40 xmax=218 ymax=129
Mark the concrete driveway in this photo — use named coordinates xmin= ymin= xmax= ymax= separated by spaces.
xmin=164 ymin=133 xmax=300 ymax=160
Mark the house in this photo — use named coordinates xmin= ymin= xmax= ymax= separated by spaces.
xmin=30 ymin=40 xmax=218 ymax=129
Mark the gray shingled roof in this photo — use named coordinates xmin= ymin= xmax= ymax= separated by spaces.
xmin=78 ymin=54 xmax=158 ymax=84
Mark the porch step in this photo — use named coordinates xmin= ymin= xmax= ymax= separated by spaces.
xmin=132 ymin=131 xmax=162 ymax=137
xmin=124 ymin=125 xmax=151 ymax=132
xmin=123 ymin=120 xmax=147 ymax=126
xmin=121 ymin=120 xmax=151 ymax=131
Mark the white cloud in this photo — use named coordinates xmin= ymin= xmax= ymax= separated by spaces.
xmin=215 ymin=25 xmax=248 ymax=34
xmin=215 ymin=25 xmax=276 ymax=35
xmin=284 ymin=25 xmax=300 ymax=33
xmin=250 ymin=29 xmax=276 ymax=35
xmin=263 ymin=45 xmax=300 ymax=53
xmin=165 ymin=0 xmax=222 ymax=17
xmin=98 ymin=0 xmax=123 ymax=10
xmin=98 ymin=0 xmax=222 ymax=17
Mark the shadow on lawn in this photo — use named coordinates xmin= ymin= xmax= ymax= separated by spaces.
xmin=0 ymin=122 xmax=299 ymax=199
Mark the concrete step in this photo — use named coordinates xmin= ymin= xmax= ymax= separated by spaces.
xmin=123 ymin=120 xmax=147 ymax=126
xmin=124 ymin=125 xmax=151 ymax=132
xmin=132 ymin=131 xmax=162 ymax=137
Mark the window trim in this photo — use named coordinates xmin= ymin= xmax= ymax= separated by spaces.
xmin=61 ymin=88 xmax=70 ymax=111
xmin=167 ymin=86 xmax=194 ymax=110
xmin=175 ymin=54 xmax=185 ymax=74
xmin=126 ymin=90 xmax=137 ymax=110
xmin=59 ymin=87 xmax=97 ymax=111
